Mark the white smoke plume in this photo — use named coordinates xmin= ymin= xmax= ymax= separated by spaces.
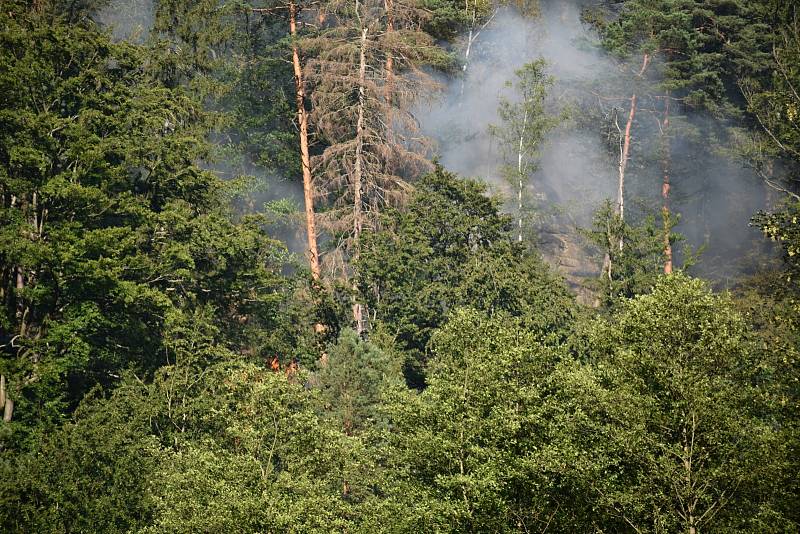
xmin=418 ymin=0 xmax=774 ymax=285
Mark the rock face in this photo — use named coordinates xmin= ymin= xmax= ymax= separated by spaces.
xmin=537 ymin=225 xmax=601 ymax=307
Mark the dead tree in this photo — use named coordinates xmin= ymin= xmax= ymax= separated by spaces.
xmin=661 ymin=94 xmax=673 ymax=274
xmin=306 ymin=0 xmax=439 ymax=332
xmin=602 ymin=53 xmax=649 ymax=279
xmin=253 ymin=2 xmax=322 ymax=282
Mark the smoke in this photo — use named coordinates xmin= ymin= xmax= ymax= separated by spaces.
xmin=204 ymin=151 xmax=308 ymax=262
xmin=95 ymin=0 xmax=155 ymax=43
xmin=418 ymin=1 xmax=620 ymax=285
xmin=418 ymin=0 xmax=774 ymax=285
xmin=94 ymin=0 xmax=776 ymax=284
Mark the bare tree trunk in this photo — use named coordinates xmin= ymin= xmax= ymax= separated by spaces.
xmin=353 ymin=28 xmax=368 ymax=252
xmin=662 ymin=95 xmax=673 ymax=274
xmin=605 ymin=54 xmax=648 ymax=282
xmin=384 ymin=0 xmax=395 ymax=156
xmin=384 ymin=0 xmax=394 ymax=104
xmin=617 ymin=93 xmax=637 ymax=251
xmin=459 ymin=4 xmax=495 ymax=101
xmin=460 ymin=3 xmax=475 ymax=100
xmin=352 ymin=27 xmax=368 ymax=334
xmin=682 ymin=415 xmax=698 ymax=534
xmin=0 ymin=373 xmax=12 ymax=425
xmin=290 ymin=0 xmax=321 ymax=282
xmin=517 ymin=109 xmax=529 ymax=243
xmin=16 ymin=265 xmax=27 ymax=338
xmin=3 ymin=399 xmax=13 ymax=423
xmin=617 ymin=54 xmax=649 ymax=250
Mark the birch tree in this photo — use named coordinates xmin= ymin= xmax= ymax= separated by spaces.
xmin=565 ymin=275 xmax=787 ymax=532
xmin=457 ymin=0 xmax=540 ymax=100
xmin=489 ymin=59 xmax=558 ymax=243
xmin=459 ymin=0 xmax=495 ymax=100
xmin=660 ymin=94 xmax=673 ymax=273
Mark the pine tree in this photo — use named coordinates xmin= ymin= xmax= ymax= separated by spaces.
xmin=305 ymin=0 xmax=442 ymax=331
xmin=247 ymin=0 xmax=323 ymax=281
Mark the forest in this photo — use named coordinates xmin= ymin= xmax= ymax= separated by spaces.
xmin=1 ymin=0 xmax=799 ymax=531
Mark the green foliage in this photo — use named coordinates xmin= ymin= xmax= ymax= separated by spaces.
xmin=382 ymin=308 xmax=571 ymax=532
xmin=560 ymin=274 xmax=794 ymax=531
xmin=600 ymin=0 xmax=773 ymax=115
xmin=1 ymin=2 xmax=798 ymax=532
xmin=752 ymin=18 xmax=800 ymax=158
xmin=143 ymin=368 xmax=364 ymax=533
xmin=582 ymin=199 xmax=681 ymax=305
xmin=745 ymin=17 xmax=800 ymax=283
xmin=420 ymin=0 xmax=493 ymax=42
xmin=754 ymin=200 xmax=800 ymax=280
xmin=357 ymin=167 xmax=575 ymax=384
xmin=218 ymin=3 xmax=302 ymax=175
xmin=732 ymin=272 xmax=800 ymax=525
xmin=0 ymin=4 xmax=297 ymax=436
xmin=315 ymin=329 xmax=402 ymax=435
xmin=149 ymin=0 xmax=234 ymax=97
xmin=490 ymin=58 xmax=562 ymax=243
xmin=0 ymin=314 xmax=363 ymax=533
xmin=0 ymin=387 xmax=158 ymax=533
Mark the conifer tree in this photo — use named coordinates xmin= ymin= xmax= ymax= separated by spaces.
xmin=305 ymin=0 xmax=441 ymax=331
xmin=247 ymin=0 xmax=323 ymax=281
xmin=0 ymin=3 xmax=291 ymax=429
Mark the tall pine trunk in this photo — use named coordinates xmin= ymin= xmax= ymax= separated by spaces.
xmin=616 ymin=54 xmax=649 ymax=250
xmin=290 ymin=1 xmax=321 ymax=281
xmin=384 ymin=0 xmax=394 ymax=105
xmin=617 ymin=93 xmax=637 ymax=250
xmin=604 ymin=54 xmax=648 ymax=283
xmin=351 ymin=27 xmax=368 ymax=334
xmin=460 ymin=1 xmax=475 ymax=100
xmin=384 ymin=0 xmax=395 ymax=162
xmin=1 ymin=373 xmax=12 ymax=423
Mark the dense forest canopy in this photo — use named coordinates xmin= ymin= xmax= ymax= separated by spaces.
xmin=0 ymin=0 xmax=798 ymax=531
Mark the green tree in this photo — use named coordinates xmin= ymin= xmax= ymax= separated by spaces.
xmin=731 ymin=273 xmax=800 ymax=526
xmin=315 ymin=329 xmax=402 ymax=435
xmin=490 ymin=59 xmax=560 ymax=244
xmin=0 ymin=4 xmax=295 ymax=435
xmin=0 ymin=310 xmax=369 ymax=533
xmin=746 ymin=15 xmax=800 ymax=285
xmin=356 ymin=167 xmax=575 ymax=385
xmin=583 ymin=199 xmax=680 ymax=306
xmin=0 ymin=383 xmax=158 ymax=533
xmin=380 ymin=308 xmax=594 ymax=532
xmin=560 ymin=274 xmax=793 ymax=532
xmin=600 ymin=0 xmax=772 ymax=115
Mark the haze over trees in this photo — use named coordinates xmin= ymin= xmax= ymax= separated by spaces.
xmin=0 ymin=0 xmax=798 ymax=532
